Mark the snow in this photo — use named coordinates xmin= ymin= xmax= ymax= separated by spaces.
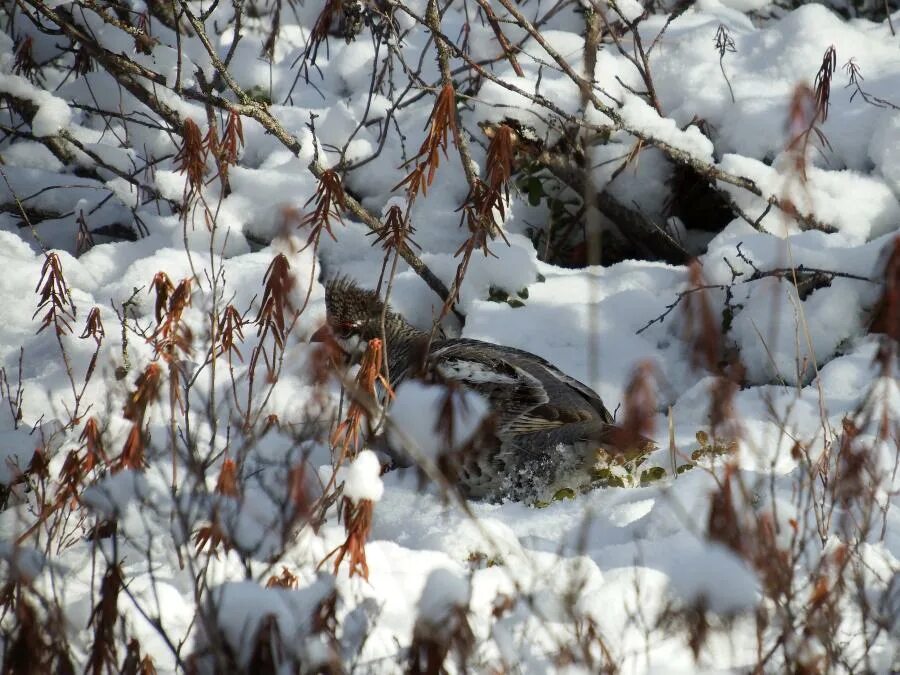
xmin=1 ymin=1 xmax=899 ymax=672
xmin=416 ymin=567 xmax=470 ymax=624
xmin=0 ymin=72 xmax=71 ymax=136
xmin=729 ymin=276 xmax=864 ymax=386
xmin=617 ymin=96 xmax=716 ymax=163
xmin=81 ymin=470 xmax=153 ymax=519
xmin=388 ymin=380 xmax=490 ymax=460
xmin=196 ymin=576 xmax=336 ymax=669
xmin=0 ymin=140 xmax=64 ymax=172
xmin=341 ymin=450 xmax=385 ymax=503
xmin=871 ymin=113 xmax=900 ymax=189
xmin=666 ymin=543 xmax=759 ymax=614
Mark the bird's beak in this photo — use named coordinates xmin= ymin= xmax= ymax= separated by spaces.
xmin=309 ymin=323 xmax=332 ymax=343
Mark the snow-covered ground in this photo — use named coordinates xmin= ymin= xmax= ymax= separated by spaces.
xmin=1 ymin=0 xmax=899 ymax=672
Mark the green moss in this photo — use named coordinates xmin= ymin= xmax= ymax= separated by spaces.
xmin=244 ymin=86 xmax=272 ymax=105
xmin=487 ymin=285 xmax=527 ymax=308
xmin=487 ymin=286 xmax=509 ymax=303
xmin=467 ymin=551 xmax=503 ymax=568
xmin=640 ymin=466 xmax=667 ymax=485
xmin=523 ymin=176 xmax=544 ymax=206
xmin=690 ymin=430 xmax=737 ymax=461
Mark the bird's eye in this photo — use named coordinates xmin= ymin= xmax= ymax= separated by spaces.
xmin=337 ymin=322 xmax=356 ymax=339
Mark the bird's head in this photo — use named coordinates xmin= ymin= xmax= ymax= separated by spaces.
xmin=311 ymin=278 xmax=405 ymax=354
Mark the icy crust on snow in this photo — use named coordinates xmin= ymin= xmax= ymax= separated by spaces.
xmin=0 ymin=2 xmax=899 ymax=673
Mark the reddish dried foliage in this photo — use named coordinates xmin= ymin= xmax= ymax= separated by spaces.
xmin=217 ymin=304 xmax=247 ymax=361
xmin=193 ymin=462 xmax=243 ymax=558
xmin=146 ymin=274 xmax=194 ymax=417
xmin=153 ymin=276 xmax=192 ymax=342
xmin=215 ymin=458 xmax=240 ymax=497
xmin=610 ymin=360 xmax=657 ymax=450
xmin=86 ymin=564 xmax=123 ymax=675
xmin=408 ymin=604 xmax=475 ymax=675
xmin=483 ymin=123 xmax=515 ymax=205
xmin=26 ymin=447 xmax=49 ymax=483
xmin=56 ymin=450 xmax=85 ymax=508
xmin=708 ymin=468 xmax=793 ymax=600
xmin=193 ymin=517 xmax=232 ymax=557
xmin=435 ymin=381 xmax=470 ymax=448
xmin=78 ymin=417 xmax=108 ymax=473
xmin=833 ymin=417 xmax=869 ymax=507
xmin=702 ymin=399 xmax=887 ymax=670
xmin=131 ymin=12 xmax=159 ymax=55
xmin=206 ymin=110 xmax=244 ymax=191
xmin=72 ymin=44 xmax=94 ymax=77
xmin=456 ymin=179 xmax=505 ymax=259
xmin=709 ymin=361 xmax=744 ymax=439
xmin=870 ymin=236 xmax=900 ymax=342
xmin=396 ymin=84 xmax=460 ymax=201
xmin=455 ymin=124 xmax=515 ymax=259
xmin=308 ymin=336 xmax=345 ymax=389
xmin=219 ymin=111 xmax=244 ymax=167
xmin=707 ymin=465 xmax=743 ymax=554
xmin=80 ymin=307 xmax=105 ymax=344
xmin=301 ymin=0 xmax=344 ymax=67
xmin=370 ymin=204 xmax=419 ymax=253
xmin=76 ymin=210 xmax=95 ymax=255
xmin=299 ymin=170 xmax=346 ymax=249
xmin=325 ymin=339 xmax=391 ymax=580
xmin=813 ymin=46 xmax=836 ymax=124
xmin=266 ymin=567 xmax=299 ymax=589
xmin=151 ymin=272 xmax=175 ymax=324
xmin=681 ymin=261 xmax=721 ymax=372
xmin=34 ymin=252 xmax=75 ymax=336
xmin=174 ymin=119 xmax=207 ymax=194
xmin=785 ymin=46 xmax=835 ymax=184
xmin=287 ymin=462 xmax=315 ymax=527
xmin=122 ymin=364 xmax=162 ymax=424
xmin=254 ymin=253 xmax=295 ymax=372
xmin=330 ymin=497 xmax=375 ymax=579
xmin=121 ymin=638 xmax=157 ymax=675
xmin=331 ymin=338 xmax=389 ymax=458
xmin=6 ymin=441 xmax=92 ymax=547
xmin=13 ymin=35 xmax=40 ymax=83
xmin=115 ymin=364 xmax=162 ymax=472
xmin=3 ymin=595 xmax=54 ymax=674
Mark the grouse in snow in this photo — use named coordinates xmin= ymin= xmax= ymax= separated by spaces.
xmin=312 ymin=278 xmax=653 ymax=503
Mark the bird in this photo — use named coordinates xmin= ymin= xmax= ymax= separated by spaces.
xmin=311 ymin=277 xmax=654 ymax=503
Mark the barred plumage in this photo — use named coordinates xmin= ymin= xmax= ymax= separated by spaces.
xmin=315 ymin=278 xmax=654 ymax=502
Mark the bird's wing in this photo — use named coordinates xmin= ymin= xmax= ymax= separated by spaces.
xmin=429 ymin=340 xmax=608 ymax=435
xmin=436 ymin=339 xmax=615 ymax=425
xmin=429 ymin=342 xmax=553 ymax=433
xmin=527 ymin=359 xmax=615 ymax=425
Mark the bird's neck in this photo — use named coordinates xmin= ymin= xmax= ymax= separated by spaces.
xmin=383 ymin=318 xmax=429 ymax=385
xmin=388 ymin=317 xmax=426 ymax=340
